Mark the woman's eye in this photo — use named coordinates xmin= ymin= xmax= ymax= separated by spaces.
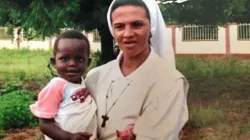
xmin=132 ymin=21 xmax=143 ymax=28
xmin=114 ymin=24 xmax=124 ymax=29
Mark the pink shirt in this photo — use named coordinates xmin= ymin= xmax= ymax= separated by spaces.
xmin=30 ymin=77 xmax=97 ymax=140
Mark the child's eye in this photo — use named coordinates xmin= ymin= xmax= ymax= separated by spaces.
xmin=76 ymin=57 xmax=84 ymax=62
xmin=60 ymin=57 xmax=69 ymax=62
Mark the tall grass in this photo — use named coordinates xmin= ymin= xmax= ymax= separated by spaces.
xmin=177 ymin=56 xmax=250 ymax=79
xmin=189 ymin=105 xmax=225 ymax=128
xmin=0 ymin=48 xmax=52 ymax=81
xmin=0 ymin=48 xmax=102 ymax=82
xmin=1 ymin=48 xmax=250 ymax=81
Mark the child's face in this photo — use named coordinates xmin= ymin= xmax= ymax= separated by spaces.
xmin=54 ymin=38 xmax=89 ymax=83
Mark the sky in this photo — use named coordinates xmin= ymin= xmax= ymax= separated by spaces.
xmin=156 ymin=0 xmax=188 ymax=4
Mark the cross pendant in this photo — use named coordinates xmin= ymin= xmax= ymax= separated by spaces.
xmin=101 ymin=115 xmax=109 ymax=128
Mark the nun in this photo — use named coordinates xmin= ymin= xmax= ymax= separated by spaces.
xmin=86 ymin=0 xmax=189 ymax=139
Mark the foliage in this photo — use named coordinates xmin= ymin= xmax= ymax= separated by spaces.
xmin=6 ymin=25 xmax=14 ymax=38
xmin=0 ymin=81 xmax=22 ymax=96
xmin=0 ymin=0 xmax=115 ymax=62
xmin=0 ymin=90 xmax=37 ymax=129
xmin=159 ymin=0 xmax=250 ymax=25
xmin=88 ymin=50 xmax=105 ymax=71
xmin=0 ymin=129 xmax=5 ymax=139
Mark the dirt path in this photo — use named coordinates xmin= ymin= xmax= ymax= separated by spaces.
xmin=2 ymin=128 xmax=43 ymax=140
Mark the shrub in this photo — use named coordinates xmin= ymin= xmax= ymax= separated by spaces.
xmin=87 ymin=50 xmax=104 ymax=71
xmin=0 ymin=90 xmax=37 ymax=129
xmin=0 ymin=129 xmax=5 ymax=139
xmin=0 ymin=81 xmax=22 ymax=95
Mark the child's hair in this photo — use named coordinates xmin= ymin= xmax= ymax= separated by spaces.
xmin=48 ymin=30 xmax=90 ymax=77
xmin=53 ymin=30 xmax=90 ymax=56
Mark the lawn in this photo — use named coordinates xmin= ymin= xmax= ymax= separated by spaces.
xmin=0 ymin=48 xmax=250 ymax=140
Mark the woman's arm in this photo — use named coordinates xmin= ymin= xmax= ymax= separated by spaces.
xmin=39 ymin=118 xmax=92 ymax=140
xmin=134 ymin=78 xmax=189 ymax=140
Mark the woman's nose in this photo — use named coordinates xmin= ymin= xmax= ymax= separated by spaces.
xmin=123 ymin=27 xmax=134 ymax=38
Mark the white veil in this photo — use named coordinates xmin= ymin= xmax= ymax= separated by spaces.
xmin=107 ymin=0 xmax=176 ymax=69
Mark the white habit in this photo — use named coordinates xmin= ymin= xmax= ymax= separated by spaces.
xmin=86 ymin=50 xmax=189 ymax=140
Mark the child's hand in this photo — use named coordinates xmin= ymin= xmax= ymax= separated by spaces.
xmin=70 ymin=132 xmax=92 ymax=140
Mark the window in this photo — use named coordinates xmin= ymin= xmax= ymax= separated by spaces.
xmin=182 ymin=25 xmax=218 ymax=41
xmin=238 ymin=23 xmax=250 ymax=40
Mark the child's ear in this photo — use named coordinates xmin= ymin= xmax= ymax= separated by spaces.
xmin=87 ymin=58 xmax=92 ymax=66
xmin=50 ymin=57 xmax=55 ymax=65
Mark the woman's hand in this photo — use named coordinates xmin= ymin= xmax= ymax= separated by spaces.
xmin=70 ymin=132 xmax=92 ymax=140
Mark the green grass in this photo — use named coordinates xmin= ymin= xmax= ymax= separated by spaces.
xmin=1 ymin=48 xmax=250 ymax=139
xmin=242 ymin=123 xmax=250 ymax=134
xmin=176 ymin=56 xmax=250 ymax=78
xmin=1 ymin=48 xmax=250 ymax=81
xmin=0 ymin=48 xmax=52 ymax=81
xmin=0 ymin=48 xmax=103 ymax=81
xmin=189 ymin=105 xmax=225 ymax=128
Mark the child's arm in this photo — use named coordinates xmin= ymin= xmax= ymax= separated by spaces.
xmin=30 ymin=79 xmax=92 ymax=140
xmin=39 ymin=118 xmax=92 ymax=140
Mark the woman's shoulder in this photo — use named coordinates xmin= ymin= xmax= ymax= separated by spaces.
xmin=152 ymin=59 xmax=189 ymax=90
xmin=88 ymin=59 xmax=117 ymax=74
xmin=86 ymin=60 xmax=116 ymax=82
xmin=147 ymin=67 xmax=189 ymax=102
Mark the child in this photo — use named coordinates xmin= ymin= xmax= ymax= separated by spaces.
xmin=30 ymin=30 xmax=97 ymax=140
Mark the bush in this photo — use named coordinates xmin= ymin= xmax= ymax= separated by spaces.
xmin=0 ymin=90 xmax=37 ymax=129
xmin=0 ymin=81 xmax=22 ymax=96
xmin=87 ymin=50 xmax=105 ymax=71
xmin=0 ymin=129 xmax=5 ymax=139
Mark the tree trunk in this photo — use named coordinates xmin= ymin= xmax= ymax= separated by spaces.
xmin=98 ymin=24 xmax=115 ymax=63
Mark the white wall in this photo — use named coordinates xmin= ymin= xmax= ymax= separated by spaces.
xmin=87 ymin=33 xmax=101 ymax=52
xmin=175 ymin=27 xmax=226 ymax=54
xmin=1 ymin=25 xmax=249 ymax=55
xmin=230 ymin=24 xmax=250 ymax=54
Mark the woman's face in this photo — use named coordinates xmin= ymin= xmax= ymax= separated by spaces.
xmin=111 ymin=5 xmax=151 ymax=58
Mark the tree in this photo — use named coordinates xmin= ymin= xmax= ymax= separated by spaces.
xmin=0 ymin=0 xmax=115 ymax=63
xmin=159 ymin=0 xmax=250 ymax=25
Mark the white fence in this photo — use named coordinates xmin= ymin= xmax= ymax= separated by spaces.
xmin=0 ymin=23 xmax=250 ymax=55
